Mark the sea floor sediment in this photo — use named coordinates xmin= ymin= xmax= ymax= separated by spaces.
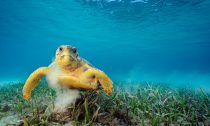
xmin=0 ymin=81 xmax=209 ymax=125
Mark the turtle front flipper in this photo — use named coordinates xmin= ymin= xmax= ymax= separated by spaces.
xmin=58 ymin=75 xmax=98 ymax=90
xmin=23 ymin=67 xmax=50 ymax=100
xmin=82 ymin=69 xmax=113 ymax=96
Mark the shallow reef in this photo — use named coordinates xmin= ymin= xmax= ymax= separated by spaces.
xmin=0 ymin=81 xmax=209 ymax=126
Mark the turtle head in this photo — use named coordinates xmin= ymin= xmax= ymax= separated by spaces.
xmin=55 ymin=45 xmax=80 ymax=70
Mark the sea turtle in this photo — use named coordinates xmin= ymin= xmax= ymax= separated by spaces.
xmin=23 ymin=45 xmax=113 ymax=100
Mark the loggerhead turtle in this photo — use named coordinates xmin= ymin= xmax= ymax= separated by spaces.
xmin=23 ymin=45 xmax=113 ymax=100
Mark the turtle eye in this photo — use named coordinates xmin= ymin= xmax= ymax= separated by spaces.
xmin=59 ymin=47 xmax=63 ymax=52
xmin=72 ymin=47 xmax=77 ymax=53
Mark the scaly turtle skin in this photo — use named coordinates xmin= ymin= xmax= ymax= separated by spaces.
xmin=23 ymin=45 xmax=113 ymax=100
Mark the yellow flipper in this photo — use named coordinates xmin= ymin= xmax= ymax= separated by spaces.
xmin=81 ymin=69 xmax=113 ymax=96
xmin=23 ymin=67 xmax=50 ymax=100
xmin=57 ymin=68 xmax=113 ymax=96
xmin=58 ymin=75 xmax=98 ymax=90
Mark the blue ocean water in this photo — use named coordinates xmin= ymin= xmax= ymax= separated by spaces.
xmin=0 ymin=0 xmax=210 ymax=90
